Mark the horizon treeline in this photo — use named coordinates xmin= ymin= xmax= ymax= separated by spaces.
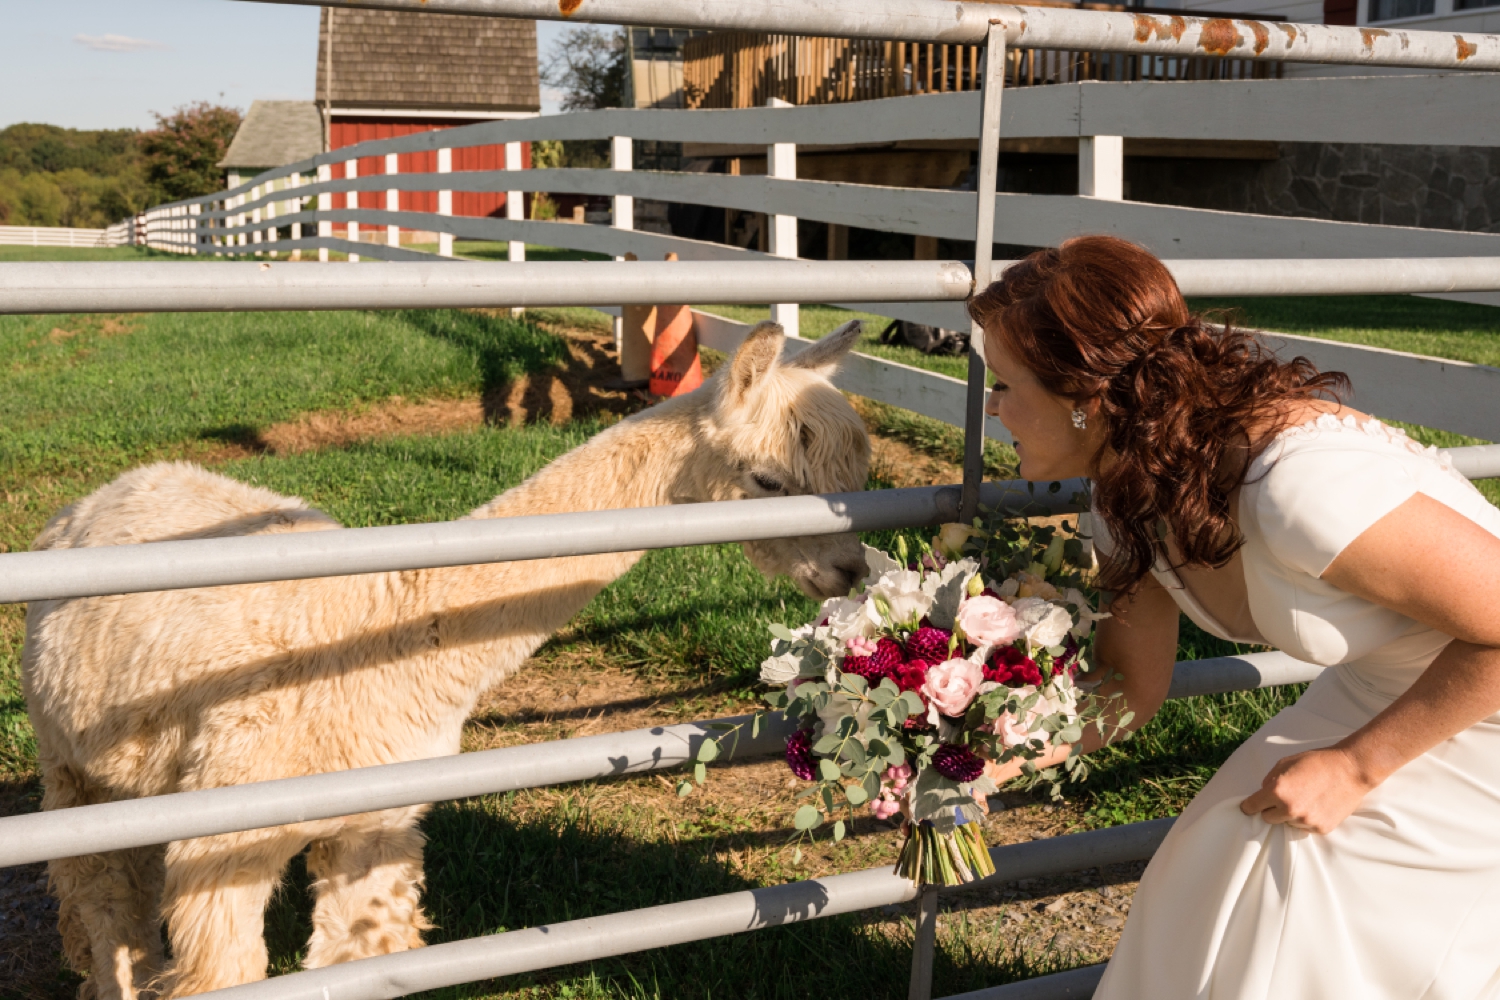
xmin=0 ymin=104 xmax=242 ymax=229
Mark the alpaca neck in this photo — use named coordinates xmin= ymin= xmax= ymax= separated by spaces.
xmin=399 ymin=392 xmax=715 ymax=696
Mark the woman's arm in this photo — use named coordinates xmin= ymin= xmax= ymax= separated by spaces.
xmin=987 ymin=570 xmax=1181 ymax=783
xmin=1240 ymin=492 xmax=1500 ymax=833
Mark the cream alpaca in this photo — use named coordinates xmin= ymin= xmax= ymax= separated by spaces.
xmin=23 ymin=321 xmax=872 ymax=999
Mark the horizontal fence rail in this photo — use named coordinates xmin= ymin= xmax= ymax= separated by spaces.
xmin=189 ymin=816 xmax=1175 ymax=1000
xmin=244 ymin=0 xmax=1500 ymax=71
xmin=8 ymin=258 xmax=1500 ymax=316
xmin=0 ymin=481 xmax=1077 ymax=605
xmin=0 ymin=650 xmax=1316 ymax=871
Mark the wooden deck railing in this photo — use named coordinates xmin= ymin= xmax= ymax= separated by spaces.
xmin=683 ymin=6 xmax=1284 ymax=110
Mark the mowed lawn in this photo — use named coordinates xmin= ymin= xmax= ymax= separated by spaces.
xmin=0 ymin=244 xmax=1496 ymax=998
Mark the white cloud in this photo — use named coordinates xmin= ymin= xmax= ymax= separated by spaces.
xmin=73 ymin=33 xmax=170 ymax=53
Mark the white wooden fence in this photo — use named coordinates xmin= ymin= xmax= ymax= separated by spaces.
xmin=7 ymin=2 xmax=1500 ymax=999
xmin=0 ymin=222 xmax=131 ymax=248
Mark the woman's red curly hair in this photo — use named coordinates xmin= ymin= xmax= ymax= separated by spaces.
xmin=968 ymin=236 xmax=1348 ymax=593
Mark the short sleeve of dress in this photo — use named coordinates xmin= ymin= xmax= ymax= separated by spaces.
xmin=1249 ymin=444 xmax=1421 ymax=579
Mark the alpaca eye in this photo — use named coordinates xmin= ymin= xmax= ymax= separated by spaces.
xmin=751 ymin=473 xmax=784 ymax=493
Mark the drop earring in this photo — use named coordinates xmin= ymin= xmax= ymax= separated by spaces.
xmin=1071 ymin=408 xmax=1087 ymax=430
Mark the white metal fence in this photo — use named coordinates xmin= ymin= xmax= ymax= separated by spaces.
xmin=4 ymin=2 xmax=1500 ymax=999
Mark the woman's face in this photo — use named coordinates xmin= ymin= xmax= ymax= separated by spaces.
xmin=983 ymin=325 xmax=1103 ymax=482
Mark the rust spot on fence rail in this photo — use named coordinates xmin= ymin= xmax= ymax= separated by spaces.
xmin=1456 ymin=35 xmax=1479 ymax=61
xmin=1358 ymin=27 xmax=1390 ymax=49
xmin=1132 ymin=13 xmax=1188 ymax=43
xmin=1275 ymin=23 xmax=1300 ymax=49
xmin=558 ymin=0 xmax=583 ymax=15
xmin=1198 ymin=19 xmax=1242 ymax=55
xmin=1243 ymin=20 xmax=1271 ymax=54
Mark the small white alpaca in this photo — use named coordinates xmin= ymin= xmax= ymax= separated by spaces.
xmin=23 ymin=320 xmax=872 ymax=999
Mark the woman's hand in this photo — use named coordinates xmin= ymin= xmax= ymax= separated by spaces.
xmin=1238 ymin=747 xmax=1374 ymax=834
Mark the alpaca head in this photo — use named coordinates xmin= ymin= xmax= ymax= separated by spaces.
xmin=690 ymin=319 xmax=872 ymax=600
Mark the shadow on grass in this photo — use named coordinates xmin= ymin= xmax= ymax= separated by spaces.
xmin=264 ymin=796 xmax=1086 ymax=1000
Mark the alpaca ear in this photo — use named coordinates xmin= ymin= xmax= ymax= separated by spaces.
xmin=726 ymin=321 xmax=783 ymax=403
xmin=784 ymin=319 xmax=862 ymax=376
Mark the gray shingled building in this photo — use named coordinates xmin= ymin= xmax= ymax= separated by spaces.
xmin=218 ymin=101 xmax=324 ymax=186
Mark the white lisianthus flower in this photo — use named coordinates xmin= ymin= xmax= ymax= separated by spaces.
xmin=861 ymin=543 xmax=903 ymax=585
xmin=955 ymin=594 xmax=1023 ymax=646
xmin=865 ymin=569 xmax=933 ymax=628
xmin=819 ymin=595 xmax=875 ymax=641
xmin=1012 ymin=597 xmax=1074 ymax=649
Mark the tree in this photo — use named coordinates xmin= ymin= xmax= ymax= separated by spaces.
xmin=139 ymin=102 xmax=242 ymax=202
xmin=541 ymin=26 xmax=629 ymax=112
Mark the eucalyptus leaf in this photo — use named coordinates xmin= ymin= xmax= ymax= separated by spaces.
xmin=845 ymin=785 xmax=869 ymax=806
xmin=769 ymin=623 xmax=798 ymax=641
xmin=812 ymin=733 xmax=841 ymax=754
xmin=793 ymin=805 xmax=819 ymax=830
xmin=693 ymin=762 xmax=707 ymax=785
xmin=862 ymin=769 xmax=882 ymax=799
xmin=818 ymin=758 xmax=841 ymax=782
xmin=697 ymin=740 xmax=720 ymax=763
xmin=677 ymin=780 xmax=693 ymax=798
xmin=833 ymin=820 xmax=847 ymax=842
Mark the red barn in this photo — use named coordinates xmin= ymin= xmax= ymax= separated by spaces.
xmin=315 ymin=7 xmax=540 ymax=236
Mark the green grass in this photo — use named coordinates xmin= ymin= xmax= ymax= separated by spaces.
xmin=0 ymin=244 xmax=161 ymax=262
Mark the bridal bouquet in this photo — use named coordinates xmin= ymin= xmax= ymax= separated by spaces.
xmin=745 ymin=517 xmax=1119 ymax=887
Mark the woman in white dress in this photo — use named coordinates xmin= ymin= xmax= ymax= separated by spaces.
xmin=970 ymin=236 xmax=1500 ymax=999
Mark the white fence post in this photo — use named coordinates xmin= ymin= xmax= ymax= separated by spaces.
xmin=1079 ymin=135 xmax=1124 ymax=200
xmin=189 ymin=204 xmax=200 ymax=255
xmin=505 ymin=140 xmax=525 ymax=264
xmin=317 ymin=163 xmax=332 ymax=263
xmin=766 ymin=98 xmax=799 ymax=340
xmin=385 ymin=152 xmax=400 ymax=249
xmin=344 ymin=158 xmax=360 ymax=262
xmin=611 ymin=135 xmax=633 ymax=352
xmin=251 ymin=185 xmax=263 ymax=255
xmin=290 ymin=172 xmax=303 ymax=261
xmin=438 ymin=147 xmax=454 ymax=258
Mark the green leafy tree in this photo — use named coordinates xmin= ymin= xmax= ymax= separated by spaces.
xmin=139 ymin=102 xmax=242 ymax=202
xmin=541 ymin=27 xmax=628 ymax=168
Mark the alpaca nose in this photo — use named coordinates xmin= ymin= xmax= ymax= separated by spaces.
xmin=833 ymin=560 xmax=866 ymax=594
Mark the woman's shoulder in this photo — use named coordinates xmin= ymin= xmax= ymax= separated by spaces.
xmin=1244 ymin=413 xmax=1467 ymax=577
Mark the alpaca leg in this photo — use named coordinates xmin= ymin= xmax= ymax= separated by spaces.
xmin=41 ymin=763 xmax=164 ymax=1000
xmin=304 ymin=811 xmax=432 ymax=968
xmin=157 ymin=831 xmax=304 ymax=999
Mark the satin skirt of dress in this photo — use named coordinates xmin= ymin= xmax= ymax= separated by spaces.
xmin=1094 ymin=666 xmax=1500 ymax=1000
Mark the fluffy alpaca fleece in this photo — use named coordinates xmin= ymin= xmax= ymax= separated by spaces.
xmin=23 ymin=321 xmax=872 ymax=999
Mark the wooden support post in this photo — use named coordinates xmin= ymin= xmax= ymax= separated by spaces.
xmin=317 ymin=163 xmax=332 ymax=263
xmin=385 ymin=152 xmax=400 ymax=248
xmin=505 ymin=140 xmax=525 ymax=264
xmin=437 ymin=147 xmax=453 ymax=257
xmin=827 ymin=222 xmax=848 ymax=260
xmin=344 ymin=158 xmax=360 ymax=262
xmin=766 ymin=98 xmax=799 ymax=340
xmin=1078 ymin=135 xmax=1125 ymax=200
xmin=908 ymin=888 xmax=940 ymax=1000
xmin=914 ymin=234 xmax=938 ymax=260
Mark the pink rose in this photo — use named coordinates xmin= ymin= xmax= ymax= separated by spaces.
xmin=921 ymin=657 xmax=985 ymax=718
xmin=956 ymin=594 xmax=1023 ymax=646
xmin=994 ymin=710 xmax=1035 ymax=747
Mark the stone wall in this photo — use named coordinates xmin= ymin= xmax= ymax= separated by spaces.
xmin=1126 ymin=143 xmax=1500 ymax=234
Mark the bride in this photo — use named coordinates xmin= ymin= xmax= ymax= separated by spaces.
xmin=973 ymin=236 xmax=1500 ymax=998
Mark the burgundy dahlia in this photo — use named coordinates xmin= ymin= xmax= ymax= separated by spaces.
xmin=1049 ymin=635 xmax=1082 ymax=679
xmin=893 ymin=660 xmax=929 ymax=694
xmin=932 ymin=744 xmax=986 ymax=782
xmin=842 ymin=637 xmax=905 ymax=681
xmin=785 ymin=729 xmax=816 ymax=781
xmin=986 ymin=645 xmax=1043 ymax=688
xmin=905 ymin=626 xmax=954 ymax=665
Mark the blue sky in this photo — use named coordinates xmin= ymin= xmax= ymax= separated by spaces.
xmin=1 ymin=1 xmax=577 ymax=132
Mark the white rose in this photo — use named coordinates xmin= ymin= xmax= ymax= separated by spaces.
xmin=820 ymin=595 xmax=874 ymax=641
xmin=1012 ymin=597 xmax=1073 ymax=649
xmin=865 ymin=569 xmax=933 ymax=628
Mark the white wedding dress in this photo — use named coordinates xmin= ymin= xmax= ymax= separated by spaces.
xmin=1092 ymin=415 xmax=1500 ymax=1000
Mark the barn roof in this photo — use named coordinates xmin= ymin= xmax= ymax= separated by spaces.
xmin=218 ymin=101 xmax=324 ymax=170
xmin=316 ymin=7 xmax=540 ymax=113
